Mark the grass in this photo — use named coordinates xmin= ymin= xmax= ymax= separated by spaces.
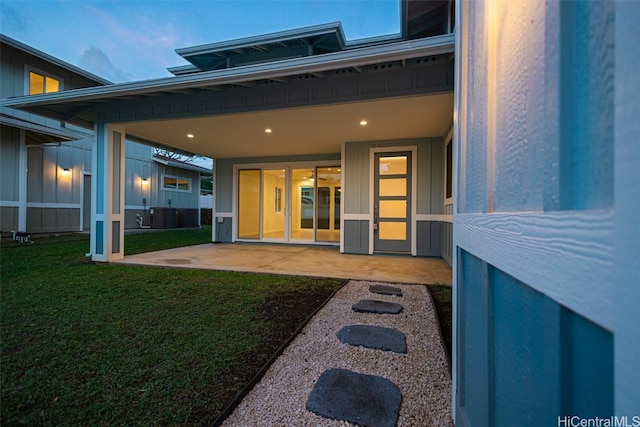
xmin=428 ymin=284 xmax=453 ymax=366
xmin=1 ymin=229 xmax=343 ymax=426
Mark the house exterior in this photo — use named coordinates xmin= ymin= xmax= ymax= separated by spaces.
xmin=0 ymin=35 xmax=209 ymax=236
xmin=1 ymin=1 xmax=456 ymax=262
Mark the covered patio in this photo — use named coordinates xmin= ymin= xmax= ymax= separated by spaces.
xmin=116 ymin=243 xmax=452 ymax=285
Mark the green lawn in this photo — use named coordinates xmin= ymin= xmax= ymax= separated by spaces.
xmin=1 ymin=229 xmax=343 ymax=426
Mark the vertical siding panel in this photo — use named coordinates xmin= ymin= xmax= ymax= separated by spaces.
xmin=417 ymin=142 xmax=432 ymax=214
xmin=495 ymin=1 xmax=545 ymax=212
xmin=570 ymin=1 xmax=614 ymax=210
xmin=344 ymin=143 xmax=364 ymax=214
xmin=215 ymin=159 xmax=234 ymax=213
xmin=464 ymin=0 xmax=488 ymax=213
xmin=27 ymin=146 xmax=43 ymax=203
xmin=430 ymin=141 xmax=444 ymax=214
xmin=0 ymin=126 xmax=19 ymax=200
xmin=457 ymin=250 xmax=491 ymax=426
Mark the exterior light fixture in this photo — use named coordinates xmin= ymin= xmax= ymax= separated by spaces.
xmin=61 ymin=168 xmax=71 ymax=176
xmin=265 ymin=128 xmax=272 ymax=133
xmin=360 ymin=120 xmax=368 ymax=126
xmin=187 ymin=134 xmax=194 ymax=138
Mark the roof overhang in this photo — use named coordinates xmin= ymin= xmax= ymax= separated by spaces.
xmin=0 ymin=113 xmax=85 ymax=143
xmin=172 ymin=22 xmax=348 ymax=73
xmin=1 ymin=34 xmax=454 ymax=126
xmin=2 ymin=34 xmax=455 ymax=160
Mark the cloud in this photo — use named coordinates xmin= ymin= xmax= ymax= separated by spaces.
xmin=0 ymin=3 xmax=29 ymax=33
xmin=78 ymin=46 xmax=133 ymax=83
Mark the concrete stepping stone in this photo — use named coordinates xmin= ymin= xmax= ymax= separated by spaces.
xmin=352 ymin=299 xmax=403 ymax=314
xmin=337 ymin=325 xmax=407 ymax=354
xmin=306 ymin=368 xmax=402 ymax=427
xmin=369 ymin=284 xmax=403 ymax=297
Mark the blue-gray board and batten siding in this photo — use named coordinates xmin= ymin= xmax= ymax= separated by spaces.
xmin=454 ymin=0 xmax=622 ymax=423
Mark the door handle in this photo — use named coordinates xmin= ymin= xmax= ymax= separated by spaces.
xmin=373 ymin=205 xmax=378 ymax=230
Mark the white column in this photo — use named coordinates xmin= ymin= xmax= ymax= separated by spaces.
xmin=17 ymin=129 xmax=27 ymax=231
xmin=91 ymin=123 xmax=126 ymax=262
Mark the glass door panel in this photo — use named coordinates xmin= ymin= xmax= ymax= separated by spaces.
xmin=238 ymin=169 xmax=261 ymax=239
xmin=316 ymin=167 xmax=341 ymax=243
xmin=291 ymin=168 xmax=314 ymax=241
xmin=262 ymin=169 xmax=286 ymax=240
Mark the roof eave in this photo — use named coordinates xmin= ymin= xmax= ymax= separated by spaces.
xmin=1 ymin=34 xmax=455 ymax=112
xmin=175 ymin=22 xmax=345 ymax=58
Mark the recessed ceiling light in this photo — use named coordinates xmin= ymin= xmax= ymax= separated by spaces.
xmin=360 ymin=120 xmax=368 ymax=126
xmin=187 ymin=133 xmax=194 ymax=138
xmin=265 ymin=128 xmax=272 ymax=133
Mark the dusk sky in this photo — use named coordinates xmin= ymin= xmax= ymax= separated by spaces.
xmin=0 ymin=0 xmax=401 ymax=83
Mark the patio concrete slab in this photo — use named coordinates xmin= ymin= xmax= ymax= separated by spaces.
xmin=116 ymin=243 xmax=452 ymax=285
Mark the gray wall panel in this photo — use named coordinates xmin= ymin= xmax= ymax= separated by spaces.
xmin=344 ymin=143 xmax=369 ymax=215
xmin=26 ymin=207 xmax=80 ymax=233
xmin=215 ymin=217 xmax=232 ymax=242
xmin=416 ymin=221 xmax=443 ymax=257
xmin=344 ymin=219 xmax=369 ymax=254
xmin=215 ymin=159 xmax=234 ymax=213
xmin=0 ymin=207 xmax=18 ymax=233
xmin=0 ymin=126 xmax=20 ymax=201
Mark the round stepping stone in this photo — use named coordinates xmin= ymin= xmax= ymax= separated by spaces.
xmin=352 ymin=299 xmax=403 ymax=314
xmin=306 ymin=368 xmax=402 ymax=427
xmin=369 ymin=284 xmax=402 ymax=297
xmin=337 ymin=324 xmax=407 ymax=353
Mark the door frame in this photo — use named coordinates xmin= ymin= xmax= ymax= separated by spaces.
xmin=369 ymin=145 xmax=417 ymax=256
xmin=232 ymin=160 xmax=341 ymax=245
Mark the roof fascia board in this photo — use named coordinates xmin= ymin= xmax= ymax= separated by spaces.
xmin=0 ymin=34 xmax=113 ymax=86
xmin=2 ymin=34 xmax=454 ymax=109
xmin=175 ymin=22 xmax=345 ymax=58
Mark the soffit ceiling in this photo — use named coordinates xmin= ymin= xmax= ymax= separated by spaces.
xmin=124 ymin=91 xmax=453 ymax=159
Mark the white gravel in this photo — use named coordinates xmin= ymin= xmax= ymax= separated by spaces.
xmin=221 ymin=280 xmax=452 ymax=427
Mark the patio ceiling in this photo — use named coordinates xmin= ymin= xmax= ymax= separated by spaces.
xmin=124 ymin=91 xmax=453 ymax=159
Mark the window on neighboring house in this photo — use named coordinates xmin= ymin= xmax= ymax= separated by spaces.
xmin=163 ymin=175 xmax=192 ymax=192
xmin=445 ymin=138 xmax=453 ymax=200
xmin=28 ymin=70 xmax=61 ymax=95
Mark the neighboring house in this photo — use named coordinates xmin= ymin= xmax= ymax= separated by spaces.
xmin=0 ymin=35 xmax=210 ymax=236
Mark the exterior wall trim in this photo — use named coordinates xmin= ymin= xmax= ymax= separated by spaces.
xmin=27 ymin=202 xmax=81 ymax=209
xmin=416 ymin=213 xmax=452 ymax=223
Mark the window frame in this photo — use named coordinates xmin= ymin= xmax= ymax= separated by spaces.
xmin=24 ymin=66 xmax=64 ymax=96
xmin=162 ymin=174 xmax=192 ymax=193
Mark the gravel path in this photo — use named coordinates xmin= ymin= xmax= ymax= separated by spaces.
xmin=221 ymin=280 xmax=452 ymax=427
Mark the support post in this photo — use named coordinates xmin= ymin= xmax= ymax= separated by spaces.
xmin=17 ymin=129 xmax=27 ymax=232
xmin=91 ymin=123 xmax=125 ymax=262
